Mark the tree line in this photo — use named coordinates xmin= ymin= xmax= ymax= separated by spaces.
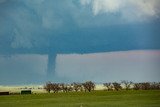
xmin=44 ymin=81 xmax=95 ymax=93
xmin=44 ymin=80 xmax=160 ymax=93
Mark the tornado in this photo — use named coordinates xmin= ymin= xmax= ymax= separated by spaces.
xmin=47 ymin=53 xmax=57 ymax=81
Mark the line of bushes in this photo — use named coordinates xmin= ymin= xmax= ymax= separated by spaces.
xmin=44 ymin=80 xmax=160 ymax=93
xmin=104 ymin=81 xmax=160 ymax=91
xmin=44 ymin=81 xmax=95 ymax=93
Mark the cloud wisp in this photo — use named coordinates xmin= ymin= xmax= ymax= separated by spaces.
xmin=81 ymin=0 xmax=160 ymax=22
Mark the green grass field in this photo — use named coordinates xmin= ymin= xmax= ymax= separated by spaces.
xmin=0 ymin=90 xmax=160 ymax=107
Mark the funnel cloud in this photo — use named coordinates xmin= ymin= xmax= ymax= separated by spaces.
xmin=0 ymin=0 xmax=160 ymax=84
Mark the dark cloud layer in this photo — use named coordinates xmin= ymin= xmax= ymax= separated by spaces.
xmin=0 ymin=0 xmax=160 ymax=55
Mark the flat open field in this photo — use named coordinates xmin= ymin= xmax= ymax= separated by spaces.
xmin=0 ymin=90 xmax=160 ymax=107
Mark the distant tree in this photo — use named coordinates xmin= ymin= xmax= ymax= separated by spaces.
xmin=112 ymin=82 xmax=122 ymax=91
xmin=51 ymin=83 xmax=60 ymax=93
xmin=67 ymin=85 xmax=73 ymax=92
xmin=72 ymin=82 xmax=82 ymax=92
xmin=157 ymin=82 xmax=160 ymax=90
xmin=133 ymin=82 xmax=151 ymax=90
xmin=150 ymin=82 xmax=156 ymax=90
xmin=44 ymin=81 xmax=52 ymax=93
xmin=121 ymin=80 xmax=133 ymax=90
xmin=141 ymin=82 xmax=151 ymax=90
xmin=150 ymin=82 xmax=160 ymax=90
xmin=82 ymin=81 xmax=95 ymax=92
xmin=59 ymin=83 xmax=73 ymax=92
xmin=133 ymin=83 xmax=141 ymax=90
xmin=59 ymin=83 xmax=65 ymax=92
xmin=103 ymin=83 xmax=113 ymax=91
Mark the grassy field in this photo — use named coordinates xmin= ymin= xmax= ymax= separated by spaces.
xmin=0 ymin=90 xmax=160 ymax=107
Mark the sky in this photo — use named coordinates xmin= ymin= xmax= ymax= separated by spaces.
xmin=0 ymin=0 xmax=160 ymax=85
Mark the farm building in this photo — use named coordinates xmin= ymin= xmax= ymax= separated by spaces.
xmin=21 ymin=90 xmax=31 ymax=94
xmin=0 ymin=91 xmax=9 ymax=95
